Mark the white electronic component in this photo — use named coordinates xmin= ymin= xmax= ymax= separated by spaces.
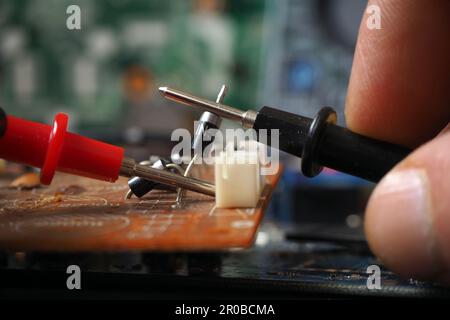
xmin=214 ymin=149 xmax=262 ymax=208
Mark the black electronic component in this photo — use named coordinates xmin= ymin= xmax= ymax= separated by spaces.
xmin=0 ymin=108 xmax=6 ymax=138
xmin=192 ymin=112 xmax=221 ymax=155
xmin=127 ymin=159 xmax=175 ymax=198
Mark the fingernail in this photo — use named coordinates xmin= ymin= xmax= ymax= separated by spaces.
xmin=366 ymin=169 xmax=438 ymax=278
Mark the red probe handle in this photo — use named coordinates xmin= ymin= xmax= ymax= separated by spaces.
xmin=0 ymin=111 xmax=125 ymax=185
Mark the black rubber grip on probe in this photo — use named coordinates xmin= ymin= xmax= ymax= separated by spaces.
xmin=253 ymin=106 xmax=411 ymax=182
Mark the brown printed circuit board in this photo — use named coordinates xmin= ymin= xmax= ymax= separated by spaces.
xmin=0 ymin=166 xmax=281 ymax=252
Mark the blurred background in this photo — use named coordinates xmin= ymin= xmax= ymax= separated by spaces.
xmin=0 ymin=0 xmax=372 ymax=231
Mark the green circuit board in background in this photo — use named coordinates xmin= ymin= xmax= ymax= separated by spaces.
xmin=0 ymin=0 xmax=264 ymax=129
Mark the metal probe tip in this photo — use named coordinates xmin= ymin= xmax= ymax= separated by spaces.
xmin=158 ymin=86 xmax=257 ymax=128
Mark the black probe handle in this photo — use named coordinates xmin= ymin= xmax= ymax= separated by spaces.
xmin=253 ymin=106 xmax=411 ymax=183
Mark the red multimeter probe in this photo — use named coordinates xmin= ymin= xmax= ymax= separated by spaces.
xmin=0 ymin=108 xmax=124 ymax=185
xmin=0 ymin=107 xmax=215 ymax=196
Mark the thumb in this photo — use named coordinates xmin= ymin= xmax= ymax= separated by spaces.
xmin=365 ymin=129 xmax=450 ymax=283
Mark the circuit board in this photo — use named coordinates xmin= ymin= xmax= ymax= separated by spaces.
xmin=0 ymin=166 xmax=281 ymax=251
xmin=0 ymin=0 xmax=264 ymax=128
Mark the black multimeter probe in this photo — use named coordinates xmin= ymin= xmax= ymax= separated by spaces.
xmin=159 ymin=86 xmax=412 ymax=183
